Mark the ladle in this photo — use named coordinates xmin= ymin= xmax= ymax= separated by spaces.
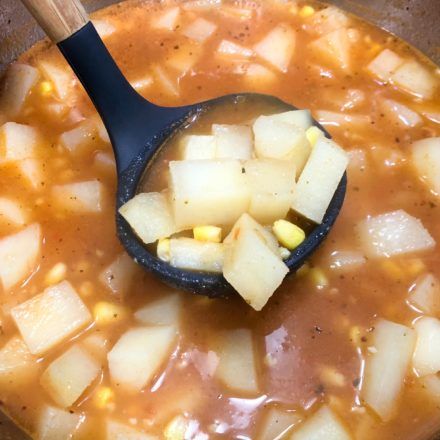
xmin=21 ymin=0 xmax=347 ymax=297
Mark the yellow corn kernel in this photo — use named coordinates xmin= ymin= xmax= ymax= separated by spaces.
xmin=39 ymin=81 xmax=53 ymax=96
xmin=93 ymin=386 xmax=115 ymax=409
xmin=157 ymin=238 xmax=171 ymax=262
xmin=164 ymin=415 xmax=187 ymax=440
xmin=319 ymin=366 xmax=346 ymax=387
xmin=299 ymin=5 xmax=315 ymax=18
xmin=367 ymin=43 xmax=383 ymax=57
xmin=273 ymin=219 xmax=305 ymax=250
xmin=380 ymin=260 xmax=404 ymax=280
xmin=306 ymin=126 xmax=324 ymax=147
xmin=193 ymin=225 xmax=222 ymax=243
xmin=93 ymin=301 xmax=129 ymax=326
xmin=309 ymin=267 xmax=329 ymax=290
xmin=289 ymin=4 xmax=299 ymax=14
xmin=44 ymin=262 xmax=67 ymax=286
xmin=406 ymin=258 xmax=426 ymax=277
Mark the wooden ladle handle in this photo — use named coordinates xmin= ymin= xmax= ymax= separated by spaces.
xmin=21 ymin=0 xmax=89 ymax=43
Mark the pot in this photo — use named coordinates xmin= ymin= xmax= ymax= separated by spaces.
xmin=0 ymin=0 xmax=438 ymax=438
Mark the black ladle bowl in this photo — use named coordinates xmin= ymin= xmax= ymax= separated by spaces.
xmin=22 ymin=1 xmax=346 ymax=298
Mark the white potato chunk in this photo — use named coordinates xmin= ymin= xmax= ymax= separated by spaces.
xmin=391 ymin=61 xmax=438 ymax=100
xmin=357 ymin=210 xmax=435 ymax=258
xmin=239 ymin=63 xmax=278 ymax=87
xmin=244 ymin=159 xmax=296 ymax=224
xmin=380 ymin=99 xmax=422 ymax=128
xmin=0 ymin=197 xmax=26 ymax=226
xmin=182 ymin=17 xmax=217 ymax=43
xmin=214 ymin=328 xmax=258 ymax=394
xmin=253 ymin=116 xmax=311 ymax=173
xmin=41 ymin=344 xmax=101 ymax=407
xmin=38 ymin=405 xmax=82 ymax=440
xmin=39 ymin=61 xmax=76 ymax=104
xmin=135 ymin=293 xmax=182 ymax=326
xmin=361 ymin=319 xmax=416 ymax=421
xmin=309 ymin=28 xmax=351 ymax=71
xmin=99 ymin=252 xmax=139 ymax=297
xmin=166 ymin=42 xmax=202 ymax=74
xmin=291 ymin=137 xmax=348 ymax=223
xmin=94 ymin=151 xmax=116 ymax=172
xmin=169 ymin=237 xmax=224 ymax=273
xmin=18 ymin=158 xmax=45 ymax=191
xmin=151 ymin=65 xmax=179 ymax=97
xmin=92 ymin=19 xmax=116 ymax=38
xmin=268 ymin=110 xmax=313 ymax=130
xmin=169 ymin=159 xmax=249 ymax=229
xmin=107 ymin=419 xmax=157 ymax=440
xmin=290 ymin=406 xmax=351 ymax=440
xmin=180 ymin=135 xmax=216 ymax=160
xmin=412 ymin=137 xmax=440 ymax=196
xmin=0 ymin=122 xmax=38 ymax=163
xmin=217 ymin=40 xmax=254 ymax=58
xmin=254 ymin=24 xmax=296 ymax=72
xmin=82 ymin=332 xmax=110 ymax=362
xmin=0 ymin=223 xmax=41 ymax=291
xmin=223 ymin=214 xmax=288 ymax=311
xmin=52 ymin=179 xmax=104 ymax=213
xmin=119 ymin=192 xmax=176 ymax=244
xmin=409 ymin=273 xmax=440 ymax=315
xmin=0 ymin=63 xmax=39 ymax=117
xmin=152 ymin=6 xmax=180 ymax=30
xmin=0 ymin=336 xmax=39 ymax=386
xmin=212 ymin=124 xmax=253 ymax=160
xmin=420 ymin=374 xmax=440 ymax=404
xmin=258 ymin=407 xmax=302 ymax=440
xmin=59 ymin=121 xmax=96 ymax=154
xmin=412 ymin=317 xmax=440 ymax=377
xmin=130 ymin=75 xmax=153 ymax=93
xmin=11 ymin=280 xmax=92 ymax=355
xmin=328 ymin=250 xmax=366 ymax=271
xmin=315 ymin=110 xmax=370 ymax=127
xmin=307 ymin=6 xmax=350 ymax=35
xmin=367 ymin=49 xmax=403 ymax=82
xmin=108 ymin=326 xmax=177 ymax=393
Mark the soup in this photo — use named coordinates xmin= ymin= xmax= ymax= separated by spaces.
xmin=0 ymin=0 xmax=439 ymax=439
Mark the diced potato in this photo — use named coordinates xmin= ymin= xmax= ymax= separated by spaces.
xmin=306 ymin=6 xmax=349 ymax=35
xmin=151 ymin=65 xmax=179 ymax=97
xmin=99 ymin=252 xmax=139 ymax=297
xmin=241 ymin=63 xmax=278 ymax=87
xmin=182 ymin=0 xmax=221 ymax=11
xmin=163 ymin=415 xmax=189 ymax=440
xmin=268 ymin=110 xmax=313 ymax=131
xmin=257 ymin=407 xmax=302 ymax=440
xmin=130 ymin=75 xmax=153 ymax=93
xmin=135 ymin=293 xmax=182 ymax=326
xmin=253 ymin=116 xmax=311 ymax=173
xmin=290 ymin=405 xmax=351 ymax=440
xmin=82 ymin=332 xmax=110 ymax=362
xmin=17 ymin=158 xmax=45 ymax=191
xmin=169 ymin=237 xmax=224 ymax=273
xmin=0 ymin=63 xmax=39 ymax=117
xmin=254 ymin=24 xmax=296 ymax=72
xmin=244 ymin=159 xmax=295 ymax=224
xmin=412 ymin=317 xmax=440 ymax=377
xmin=59 ymin=121 xmax=97 ymax=154
xmin=108 ymin=326 xmax=177 ymax=393
xmin=38 ymin=61 xmax=76 ymax=104
xmin=182 ymin=18 xmax=217 ymax=43
xmin=180 ymin=135 xmax=216 ymax=160
xmin=119 ymin=192 xmax=176 ymax=244
xmin=92 ymin=19 xmax=116 ymax=38
xmin=107 ymin=419 xmax=157 ymax=440
xmin=315 ymin=110 xmax=370 ymax=127
xmin=93 ymin=301 xmax=130 ymax=326
xmin=212 ymin=124 xmax=253 ymax=160
xmin=367 ymin=49 xmax=403 ymax=81
xmin=391 ymin=60 xmax=438 ymax=100
xmin=11 ymin=280 xmax=92 ymax=355
xmin=328 ymin=250 xmax=366 ymax=271
xmin=291 ymin=137 xmax=348 ymax=224
xmin=0 ymin=223 xmax=41 ymax=291
xmin=309 ymin=28 xmax=351 ymax=70
xmin=214 ymin=328 xmax=259 ymax=394
xmin=0 ymin=122 xmax=38 ymax=163
xmin=412 ymin=137 xmax=440 ymax=196
xmin=408 ymin=273 xmax=440 ymax=315
xmin=169 ymin=159 xmax=249 ymax=229
xmin=357 ymin=210 xmax=435 ymax=258
xmin=37 ymin=405 xmax=82 ymax=440
xmin=380 ymin=99 xmax=422 ymax=128
xmin=217 ymin=40 xmax=254 ymax=58
xmin=52 ymin=180 xmax=104 ymax=213
xmin=40 ymin=344 xmax=101 ymax=407
xmin=223 ymin=214 xmax=288 ymax=311
xmin=420 ymin=374 xmax=440 ymax=404
xmin=166 ymin=42 xmax=202 ymax=75
xmin=193 ymin=225 xmax=222 ymax=243
xmin=273 ymin=219 xmax=305 ymax=250
xmin=0 ymin=336 xmax=39 ymax=386
xmin=94 ymin=151 xmax=116 ymax=172
xmin=0 ymin=197 xmax=26 ymax=226
xmin=361 ymin=319 xmax=416 ymax=421
xmin=152 ymin=6 xmax=180 ymax=30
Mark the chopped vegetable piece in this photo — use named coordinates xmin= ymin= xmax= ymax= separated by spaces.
xmin=169 ymin=237 xmax=224 ymax=272
xmin=152 ymin=65 xmax=179 ymax=97
xmin=0 ymin=223 xmax=41 ymax=291
xmin=180 ymin=135 xmax=216 ymax=160
xmin=420 ymin=374 xmax=440 ymax=404
xmin=40 ymin=344 xmax=101 ymax=407
xmin=193 ymin=225 xmax=222 ymax=242
xmin=164 ymin=415 xmax=190 ymax=440
xmin=315 ymin=110 xmax=370 ymax=127
xmin=309 ymin=28 xmax=351 ymax=70
xmin=367 ymin=49 xmax=403 ymax=81
xmin=182 ymin=17 xmax=217 ymax=43
xmin=412 ymin=317 xmax=440 ymax=377
xmin=44 ymin=262 xmax=67 ymax=286
xmin=135 ymin=293 xmax=182 ymax=326
xmin=0 ymin=122 xmax=38 ymax=163
xmin=119 ymin=192 xmax=177 ymax=244
xmin=214 ymin=328 xmax=259 ymax=394
xmin=157 ymin=238 xmax=171 ymax=262
xmin=254 ymin=24 xmax=296 ymax=72
xmin=10 ymin=280 xmax=92 ymax=355
xmin=217 ymin=40 xmax=254 ymax=58
xmin=152 ymin=7 xmax=180 ymax=30
xmin=108 ymin=326 xmax=177 ymax=393
xmin=328 ymin=250 xmax=366 ymax=271
xmin=38 ymin=61 xmax=76 ymax=104
xmin=93 ymin=301 xmax=130 ymax=326
xmin=0 ymin=197 xmax=26 ymax=226
xmin=408 ymin=273 xmax=440 ymax=315
xmin=306 ymin=6 xmax=349 ymax=35
xmin=17 ymin=158 xmax=44 ymax=191
xmin=269 ymin=110 xmax=313 ymax=130
xmin=305 ymin=126 xmax=324 ymax=146
xmin=106 ymin=419 xmax=158 ymax=440
xmin=357 ymin=210 xmax=435 ymax=258
xmin=299 ymin=5 xmax=315 ymax=18
xmin=59 ymin=121 xmax=96 ymax=154
xmin=411 ymin=137 xmax=440 ymax=196
xmin=273 ymin=219 xmax=305 ymax=250
xmin=92 ymin=19 xmax=116 ymax=38
xmin=52 ymin=180 xmax=104 ymax=213
xmin=212 ymin=124 xmax=253 ymax=160
xmin=291 ymin=137 xmax=348 ymax=223
xmin=93 ymin=386 xmax=115 ymax=409
xmin=257 ymin=407 xmax=302 ymax=440
xmin=37 ymin=405 xmax=82 ymax=440
xmin=241 ymin=63 xmax=278 ymax=87
xmin=380 ymin=99 xmax=422 ymax=128
xmin=290 ymin=405 xmax=351 ymax=440
xmin=361 ymin=319 xmax=416 ymax=421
